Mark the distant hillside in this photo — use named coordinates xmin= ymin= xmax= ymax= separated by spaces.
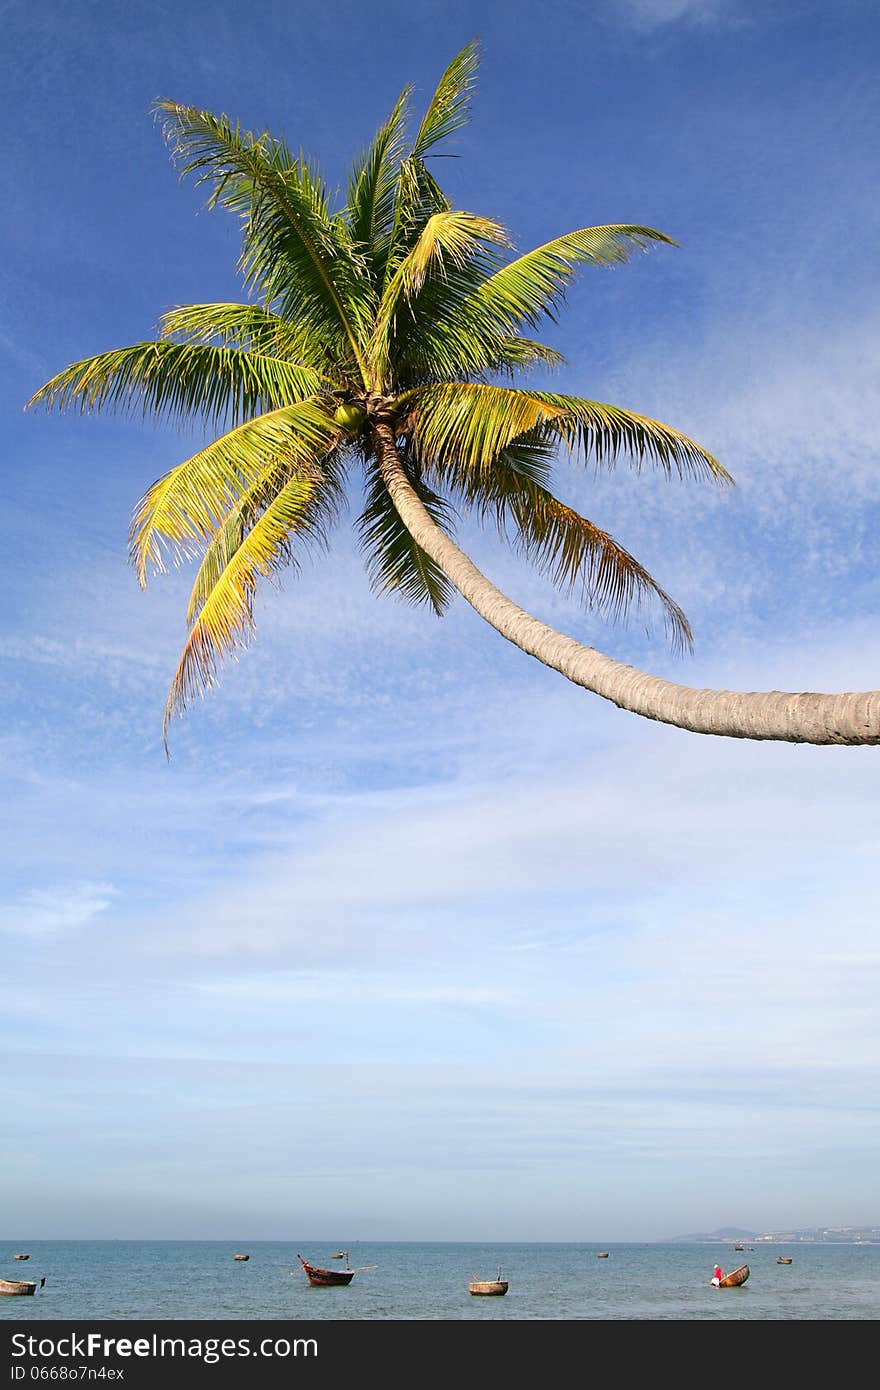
xmin=669 ymin=1227 xmax=754 ymax=1243
xmin=669 ymin=1225 xmax=880 ymax=1244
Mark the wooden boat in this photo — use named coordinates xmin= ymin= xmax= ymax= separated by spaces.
xmin=297 ymin=1252 xmax=379 ymax=1286
xmin=733 ymin=1244 xmax=744 ymax=1251
xmin=13 ymin=1254 xmax=30 ymax=1261
xmin=718 ymin=1264 xmax=750 ymax=1287
xmin=777 ymin=1256 xmax=793 ymax=1264
xmin=0 ymin=1277 xmax=43 ymax=1296
xmin=233 ymin=1253 xmax=249 ymax=1261
xmin=596 ymin=1251 xmax=610 ymax=1258
xmin=468 ymin=1266 xmax=508 ymax=1296
xmin=298 ymin=1253 xmax=355 ymax=1286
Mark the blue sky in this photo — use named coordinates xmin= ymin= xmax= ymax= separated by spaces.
xmin=2 ymin=0 xmax=878 ymax=1241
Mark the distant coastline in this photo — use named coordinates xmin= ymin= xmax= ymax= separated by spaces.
xmin=669 ymin=1226 xmax=880 ymax=1245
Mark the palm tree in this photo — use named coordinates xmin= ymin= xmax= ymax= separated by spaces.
xmin=28 ymin=43 xmax=880 ymax=747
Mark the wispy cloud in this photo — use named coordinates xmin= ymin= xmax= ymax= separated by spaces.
xmin=193 ymin=971 xmax=515 ymax=1010
xmin=613 ymin=0 xmax=733 ymax=31
xmin=0 ymin=880 xmax=117 ymax=935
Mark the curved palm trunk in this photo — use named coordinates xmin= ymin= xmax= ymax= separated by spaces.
xmin=374 ymin=421 xmax=880 ymax=744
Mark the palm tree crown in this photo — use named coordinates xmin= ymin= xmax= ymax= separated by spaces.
xmin=30 ymin=43 xmax=880 ymax=748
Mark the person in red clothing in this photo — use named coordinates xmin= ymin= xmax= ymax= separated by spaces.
xmin=711 ymin=1263 xmax=723 ymax=1286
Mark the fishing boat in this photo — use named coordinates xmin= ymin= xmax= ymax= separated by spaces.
xmin=468 ymin=1266 xmax=508 ymax=1296
xmin=297 ymin=1252 xmax=376 ymax=1286
xmin=0 ymin=1277 xmax=44 ymax=1297
xmin=777 ymin=1256 xmax=793 ymax=1264
xmin=733 ymin=1244 xmax=744 ymax=1251
xmin=596 ymin=1252 xmax=610 ymax=1258
xmin=13 ymin=1254 xmax=30 ymax=1261
xmin=233 ymin=1254 xmax=249 ymax=1261
xmin=298 ymin=1253 xmax=355 ymax=1286
xmin=718 ymin=1264 xmax=750 ymax=1287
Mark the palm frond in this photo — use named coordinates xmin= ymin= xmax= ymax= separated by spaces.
xmin=28 ymin=340 xmax=327 ymax=428
xmin=155 ymin=102 xmax=372 ymax=376
xmin=393 ymin=294 xmax=567 ymax=382
xmin=370 ymin=211 xmax=510 ymax=385
xmin=379 ymin=43 xmax=479 ymax=294
xmin=357 ymin=466 xmax=456 ymax=615
xmin=397 ymin=211 xmax=509 ymax=299
xmin=130 ymin=400 xmax=341 ymax=585
xmin=164 ymin=467 xmax=336 ymax=742
xmin=410 ymin=39 xmax=479 ymax=159
xmin=185 ymin=449 xmax=346 ymax=625
xmin=395 ymin=226 xmax=675 ymax=378
xmin=532 ymin=390 xmax=731 ymax=482
xmin=380 ymin=288 xmax=498 ymax=383
xmin=489 ymin=336 xmax=566 ymax=376
xmin=345 ymin=85 xmax=413 ymax=259
xmin=406 ymin=381 xmax=562 ymax=473
xmin=381 ymin=157 xmax=450 ymax=291
xmin=376 ymin=223 xmax=569 ymax=384
xmin=406 ymin=382 xmax=730 ymax=483
xmin=472 ymin=225 xmax=679 ymax=331
xmin=452 ymin=449 xmax=692 ymax=650
xmin=157 ymin=302 xmax=328 ymax=367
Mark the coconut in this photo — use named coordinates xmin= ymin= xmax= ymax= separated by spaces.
xmin=334 ymin=402 xmax=366 ymax=434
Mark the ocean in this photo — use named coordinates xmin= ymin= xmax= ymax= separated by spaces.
xmin=1 ymin=1240 xmax=877 ymax=1321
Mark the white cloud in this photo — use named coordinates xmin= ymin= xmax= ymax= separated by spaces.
xmin=0 ymin=880 xmax=117 ymax=935
xmin=613 ymin=0 xmax=731 ymax=31
xmin=192 ymin=971 xmax=514 ymax=1010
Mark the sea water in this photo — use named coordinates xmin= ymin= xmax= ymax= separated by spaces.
xmin=1 ymin=1241 xmax=877 ymax=1320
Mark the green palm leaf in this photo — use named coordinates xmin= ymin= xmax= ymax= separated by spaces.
xmin=406 ymin=381 xmax=730 ymax=483
xmin=532 ymin=390 xmax=731 ymax=481
xmin=388 ymin=294 xmax=562 ymax=384
xmin=346 ymin=85 xmax=413 ymax=261
xmin=155 ymin=102 xmax=372 ymax=376
xmin=489 ymin=336 xmax=566 ymax=376
xmin=452 ymin=447 xmax=692 ymax=650
xmin=472 ymin=225 xmax=679 ymax=331
xmin=27 ymin=340 xmax=328 ymax=428
xmin=185 ymin=450 xmax=346 ymax=625
xmin=381 ymin=42 xmax=479 ymax=290
xmin=165 ymin=467 xmax=337 ymax=742
xmin=157 ymin=302 xmax=328 ymax=367
xmin=370 ymin=211 xmax=510 ymax=386
xmin=130 ymin=400 xmax=341 ymax=584
xmin=410 ymin=39 xmax=479 ymax=159
xmin=396 ymin=227 xmax=676 ymax=372
xmin=392 ymin=211 xmax=509 ymax=300
xmin=357 ymin=463 xmax=456 ymax=615
xmin=407 ymin=381 xmax=560 ymax=472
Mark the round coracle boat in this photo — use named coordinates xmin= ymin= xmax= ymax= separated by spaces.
xmin=468 ymin=1266 xmax=508 ymax=1296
